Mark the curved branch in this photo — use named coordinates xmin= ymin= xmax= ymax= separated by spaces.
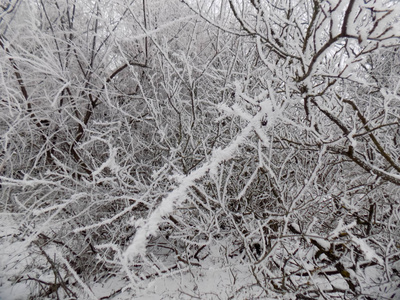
xmin=342 ymin=97 xmax=400 ymax=173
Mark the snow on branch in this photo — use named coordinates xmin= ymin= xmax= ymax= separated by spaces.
xmin=123 ymin=96 xmax=275 ymax=260
xmin=123 ymin=124 xmax=253 ymax=259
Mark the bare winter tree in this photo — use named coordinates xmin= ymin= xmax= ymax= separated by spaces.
xmin=0 ymin=0 xmax=399 ymax=299
xmin=172 ymin=0 xmax=400 ymax=298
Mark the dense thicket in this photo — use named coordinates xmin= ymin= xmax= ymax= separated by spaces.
xmin=1 ymin=0 xmax=399 ymax=299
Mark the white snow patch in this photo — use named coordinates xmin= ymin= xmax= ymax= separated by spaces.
xmin=350 ymin=235 xmax=384 ymax=265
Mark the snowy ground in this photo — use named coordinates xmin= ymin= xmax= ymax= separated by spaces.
xmin=0 ymin=214 xmax=31 ymax=300
xmin=1 ymin=213 xmax=399 ymax=299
